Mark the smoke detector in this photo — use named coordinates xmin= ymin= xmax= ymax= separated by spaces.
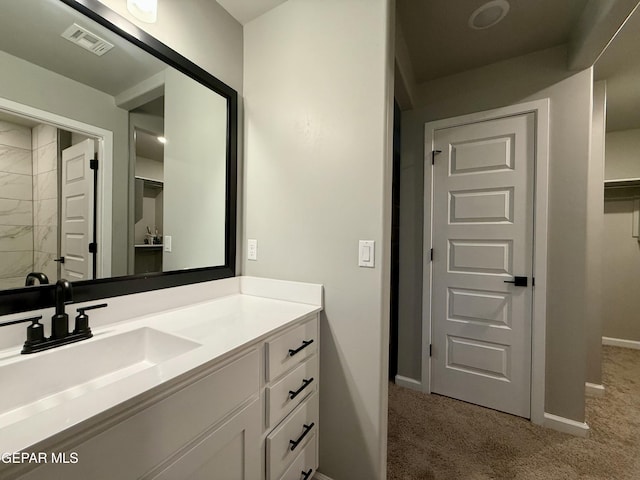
xmin=61 ymin=24 xmax=114 ymax=56
xmin=469 ymin=0 xmax=510 ymax=30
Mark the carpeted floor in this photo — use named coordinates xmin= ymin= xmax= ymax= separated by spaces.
xmin=387 ymin=346 xmax=640 ymax=479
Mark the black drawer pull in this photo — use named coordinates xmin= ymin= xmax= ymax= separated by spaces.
xmin=289 ymin=377 xmax=314 ymax=400
xmin=289 ymin=422 xmax=315 ymax=451
xmin=288 ymin=339 xmax=314 ymax=357
xmin=301 ymin=468 xmax=313 ymax=480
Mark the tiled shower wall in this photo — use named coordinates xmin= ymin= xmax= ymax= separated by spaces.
xmin=32 ymin=124 xmax=59 ymax=283
xmin=0 ymin=120 xmax=33 ymax=289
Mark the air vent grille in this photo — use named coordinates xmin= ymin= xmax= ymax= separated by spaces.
xmin=61 ymin=24 xmax=114 ymax=56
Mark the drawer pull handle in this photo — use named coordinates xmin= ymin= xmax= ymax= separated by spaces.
xmin=289 ymin=422 xmax=315 ymax=451
xmin=289 ymin=377 xmax=314 ymax=400
xmin=289 ymin=339 xmax=314 ymax=357
xmin=301 ymin=468 xmax=314 ymax=480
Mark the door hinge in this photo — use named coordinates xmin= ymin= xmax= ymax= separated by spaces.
xmin=429 ymin=344 xmax=433 ymax=357
xmin=431 ymin=149 xmax=442 ymax=165
xmin=90 ymin=158 xmax=98 ymax=170
xmin=532 ymin=277 xmax=535 ymax=287
xmin=89 ymin=242 xmax=97 ymax=254
xmin=430 ymin=248 xmax=433 ymax=261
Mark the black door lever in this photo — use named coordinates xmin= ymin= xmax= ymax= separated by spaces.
xmin=504 ymin=276 xmax=527 ymax=287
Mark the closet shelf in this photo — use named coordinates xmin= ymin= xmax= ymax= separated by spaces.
xmin=604 ymin=178 xmax=640 ymax=189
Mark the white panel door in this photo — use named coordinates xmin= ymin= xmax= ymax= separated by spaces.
xmin=431 ymin=113 xmax=534 ymax=418
xmin=61 ymin=139 xmax=94 ymax=281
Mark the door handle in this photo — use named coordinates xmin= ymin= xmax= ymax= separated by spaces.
xmin=53 ymin=257 xmax=65 ymax=264
xmin=504 ymin=276 xmax=527 ymax=287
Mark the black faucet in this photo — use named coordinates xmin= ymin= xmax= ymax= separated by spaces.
xmin=51 ymin=279 xmax=72 ymax=340
xmin=25 ymin=272 xmax=49 ymax=286
xmin=0 ymin=279 xmax=107 ymax=354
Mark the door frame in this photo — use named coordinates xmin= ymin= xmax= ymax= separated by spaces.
xmin=0 ymin=96 xmax=114 ymax=278
xmin=421 ymin=99 xmax=549 ymax=425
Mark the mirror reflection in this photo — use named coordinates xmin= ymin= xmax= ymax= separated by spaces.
xmin=0 ymin=0 xmax=229 ymax=290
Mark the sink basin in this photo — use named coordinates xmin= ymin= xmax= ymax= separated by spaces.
xmin=0 ymin=327 xmax=200 ymax=424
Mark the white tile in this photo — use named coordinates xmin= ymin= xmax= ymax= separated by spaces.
xmin=0 ymin=276 xmax=26 ymax=290
xmin=0 ymin=121 xmax=31 ymax=150
xmin=35 ymin=124 xmax=56 ymax=148
xmin=0 ymin=251 xmax=32 ymax=277
xmin=34 ymin=199 xmax=57 ymax=226
xmin=34 ymin=251 xmax=57 ymax=280
xmin=36 ymin=143 xmax=57 ymax=174
xmin=0 ymin=172 xmax=33 ymax=201
xmin=35 ymin=171 xmax=57 ymax=201
xmin=0 ymin=146 xmax=32 ymax=175
xmin=34 ymin=225 xmax=57 ymax=254
xmin=0 ymin=225 xmax=33 ymax=252
xmin=0 ymin=199 xmax=33 ymax=226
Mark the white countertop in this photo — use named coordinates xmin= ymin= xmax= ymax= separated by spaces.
xmin=0 ymin=277 xmax=322 ymax=455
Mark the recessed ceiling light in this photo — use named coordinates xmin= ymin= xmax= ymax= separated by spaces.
xmin=157 ymin=136 xmax=166 ymax=144
xmin=468 ymin=0 xmax=510 ymax=30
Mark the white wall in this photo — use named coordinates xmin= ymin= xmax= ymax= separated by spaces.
xmin=398 ymin=45 xmax=593 ymax=423
xmin=243 ymin=1 xmax=393 ymax=478
xmin=163 ymin=69 xmax=227 ymax=270
xmin=586 ymin=81 xmax=606 ymax=385
xmin=604 ymin=128 xmax=640 ymax=180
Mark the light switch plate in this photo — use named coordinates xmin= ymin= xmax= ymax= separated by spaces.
xmin=359 ymin=240 xmax=375 ymax=267
xmin=248 ymin=239 xmax=257 ymax=261
xmin=164 ymin=235 xmax=172 ymax=252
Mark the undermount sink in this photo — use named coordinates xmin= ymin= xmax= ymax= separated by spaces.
xmin=0 ymin=328 xmax=200 ymax=424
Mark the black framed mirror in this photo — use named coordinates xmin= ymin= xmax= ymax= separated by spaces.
xmin=0 ymin=0 xmax=237 ymax=315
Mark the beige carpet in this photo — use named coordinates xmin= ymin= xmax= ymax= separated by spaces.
xmin=388 ymin=346 xmax=640 ymax=479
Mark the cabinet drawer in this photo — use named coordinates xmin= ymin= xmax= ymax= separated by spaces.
xmin=266 ymin=392 xmax=319 ymax=480
xmin=279 ymin=434 xmax=317 ymax=480
xmin=267 ymin=355 xmax=318 ymax=428
xmin=267 ymin=317 xmax=318 ymax=382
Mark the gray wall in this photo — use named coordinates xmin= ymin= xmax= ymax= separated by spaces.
xmin=0 ymin=49 xmax=129 ymax=276
xmin=243 ymin=1 xmax=393 ymax=478
xmin=602 ymin=199 xmax=640 ymax=341
xmin=585 ymin=81 xmax=606 ymax=386
xmin=163 ymin=68 xmax=227 ymax=270
xmin=398 ymin=45 xmax=593 ymax=422
xmin=604 ymin=128 xmax=640 ymax=180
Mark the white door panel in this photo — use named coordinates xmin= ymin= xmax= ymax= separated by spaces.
xmin=431 ymin=113 xmax=534 ymax=418
xmin=61 ymin=139 xmax=94 ymax=281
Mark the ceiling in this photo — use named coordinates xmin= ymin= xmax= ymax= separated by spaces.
xmin=0 ymin=0 xmax=165 ymax=97
xmin=397 ymin=0 xmax=589 ymax=83
xmin=397 ymin=0 xmax=640 ymax=132
xmin=595 ymin=6 xmax=640 ymax=132
xmin=216 ymin=0 xmax=288 ymax=25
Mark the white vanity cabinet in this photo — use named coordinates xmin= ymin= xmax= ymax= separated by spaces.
xmin=264 ymin=315 xmax=319 ymax=480
xmin=13 ymin=311 xmax=320 ymax=480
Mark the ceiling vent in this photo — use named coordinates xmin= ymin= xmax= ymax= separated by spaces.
xmin=61 ymin=24 xmax=114 ymax=56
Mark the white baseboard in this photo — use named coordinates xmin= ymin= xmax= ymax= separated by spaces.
xmin=585 ymin=382 xmax=605 ymax=397
xmin=394 ymin=374 xmax=423 ymax=391
xmin=314 ymin=472 xmax=335 ymax=480
xmin=543 ymin=412 xmax=589 ymax=437
xmin=602 ymin=336 xmax=640 ymax=350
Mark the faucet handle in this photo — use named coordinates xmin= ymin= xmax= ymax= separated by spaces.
xmin=73 ymin=303 xmax=107 ymax=336
xmin=0 ymin=315 xmax=42 ymax=328
xmin=76 ymin=303 xmax=108 ymax=314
